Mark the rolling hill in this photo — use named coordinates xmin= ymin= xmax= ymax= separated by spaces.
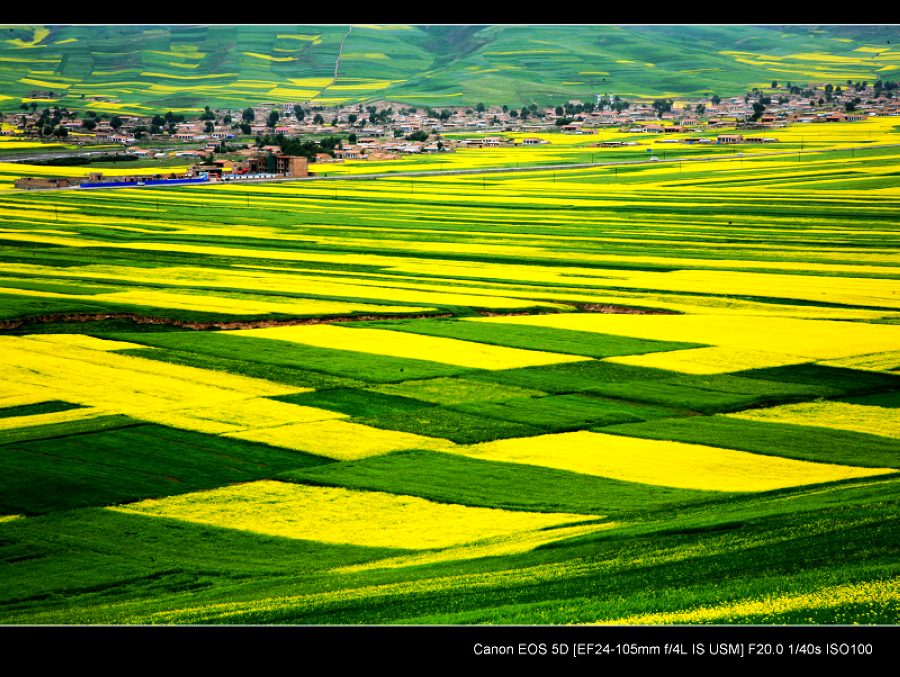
xmin=0 ymin=24 xmax=897 ymax=113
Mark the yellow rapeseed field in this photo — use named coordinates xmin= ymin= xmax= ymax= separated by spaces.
xmin=26 ymin=334 xmax=145 ymax=352
xmin=110 ymin=480 xmax=602 ymax=549
xmin=226 ymin=419 xmax=456 ymax=460
xmin=228 ymin=325 xmax=590 ymax=370
xmin=152 ymin=399 xmax=347 ymax=436
xmin=0 ymin=406 xmax=107 ymax=431
xmin=728 ymin=401 xmax=900 ymax=439
xmin=0 ymin=335 xmax=338 ymax=438
xmin=92 ymin=289 xmax=435 ymax=317
xmin=605 ymin=346 xmax=808 ymax=374
xmin=821 ymin=350 xmax=900 ymax=373
xmin=597 ymin=578 xmax=900 ymax=624
xmin=335 ymin=521 xmax=617 ymax=572
xmin=450 ymin=431 xmax=895 ymax=492
xmin=470 ymin=313 xmax=900 ymax=361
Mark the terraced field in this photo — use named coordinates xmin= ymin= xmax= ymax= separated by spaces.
xmin=0 ymin=25 xmax=897 ymax=110
xmin=0 ymin=121 xmax=898 ymax=624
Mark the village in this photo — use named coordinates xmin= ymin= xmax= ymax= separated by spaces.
xmin=5 ymin=79 xmax=899 ymax=188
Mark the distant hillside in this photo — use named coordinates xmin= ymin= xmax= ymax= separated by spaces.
xmin=0 ymin=24 xmax=897 ymax=113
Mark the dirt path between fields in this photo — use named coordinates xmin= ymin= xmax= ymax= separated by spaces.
xmin=0 ymin=302 xmax=675 ymax=332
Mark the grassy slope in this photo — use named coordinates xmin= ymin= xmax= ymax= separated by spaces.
xmin=0 ymin=25 xmax=897 ymax=111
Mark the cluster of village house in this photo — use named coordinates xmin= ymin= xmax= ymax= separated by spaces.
xmin=5 ymin=84 xmax=898 ymax=183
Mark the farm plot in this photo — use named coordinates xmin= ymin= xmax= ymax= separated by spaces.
xmin=0 ymin=138 xmax=898 ymax=625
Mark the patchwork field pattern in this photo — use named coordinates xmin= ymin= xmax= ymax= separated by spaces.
xmin=0 ymin=123 xmax=898 ymax=625
xmin=0 ymin=25 xmax=897 ymax=109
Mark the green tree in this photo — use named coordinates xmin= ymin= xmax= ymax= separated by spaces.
xmin=204 ymin=121 xmax=214 ymax=133
xmin=711 ymin=94 xmax=721 ymax=105
xmin=242 ymin=107 xmax=255 ymax=123
xmin=771 ymin=80 xmax=778 ymax=89
xmin=652 ymin=99 xmax=673 ymax=118
xmin=81 ymin=118 xmax=97 ymax=131
xmin=267 ymin=110 xmax=280 ymax=128
xmin=347 ymin=132 xmax=357 ymax=144
xmin=348 ymin=113 xmax=358 ymax=125
xmin=405 ymin=130 xmax=428 ymax=142
xmin=313 ymin=113 xmax=324 ymax=125
xmin=223 ymin=114 xmax=232 ymax=124
xmin=240 ymin=122 xmax=252 ymax=135
xmin=110 ymin=116 xmax=123 ymax=130
xmin=475 ymin=102 xmax=486 ymax=113
xmin=294 ymin=105 xmax=305 ymax=120
xmin=200 ymin=105 xmax=215 ymax=121
xmin=751 ymin=102 xmax=766 ymax=121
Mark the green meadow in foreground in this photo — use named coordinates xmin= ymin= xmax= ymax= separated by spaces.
xmin=0 ymin=125 xmax=898 ymax=624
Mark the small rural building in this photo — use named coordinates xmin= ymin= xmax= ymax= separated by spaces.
xmin=717 ymin=134 xmax=744 ymax=144
xmin=247 ymin=154 xmax=309 ymax=177
xmin=366 ymin=151 xmax=400 ymax=161
xmin=189 ymin=164 xmax=225 ymax=179
xmin=15 ymin=176 xmax=80 ymax=190
xmin=334 ymin=146 xmax=362 ymax=160
xmin=520 ymin=137 xmax=547 ymax=145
